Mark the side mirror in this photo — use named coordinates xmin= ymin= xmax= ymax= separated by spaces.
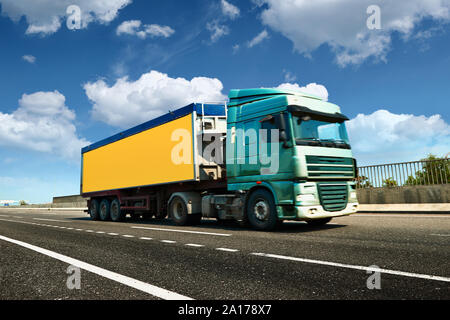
xmin=276 ymin=113 xmax=290 ymax=148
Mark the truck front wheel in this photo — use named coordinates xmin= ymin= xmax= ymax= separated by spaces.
xmin=169 ymin=196 xmax=188 ymax=226
xmin=246 ymin=189 xmax=278 ymax=231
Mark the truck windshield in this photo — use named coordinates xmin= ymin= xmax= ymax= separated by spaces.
xmin=292 ymin=115 xmax=350 ymax=148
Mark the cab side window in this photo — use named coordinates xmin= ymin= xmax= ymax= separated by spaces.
xmin=260 ymin=113 xmax=290 ymax=143
xmin=260 ymin=116 xmax=277 ymax=143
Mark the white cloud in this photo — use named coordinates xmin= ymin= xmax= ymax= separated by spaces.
xmin=347 ymin=109 xmax=450 ymax=164
xmin=257 ymin=0 xmax=450 ymax=66
xmin=116 ymin=19 xmax=141 ymax=36
xmin=22 ymin=54 xmax=36 ymax=64
xmin=276 ymin=82 xmax=329 ymax=101
xmin=145 ymin=24 xmax=175 ymax=38
xmin=206 ymin=21 xmax=230 ymax=42
xmin=282 ymin=70 xmax=296 ymax=82
xmin=205 ymin=0 xmax=240 ymax=43
xmin=0 ymin=91 xmax=90 ymax=160
xmin=25 ymin=16 xmax=61 ymax=35
xmin=116 ymin=20 xmax=175 ymax=39
xmin=84 ymin=70 xmax=227 ymax=128
xmin=0 ymin=0 xmax=131 ymax=35
xmin=247 ymin=29 xmax=269 ymax=47
xmin=221 ymin=0 xmax=240 ymax=20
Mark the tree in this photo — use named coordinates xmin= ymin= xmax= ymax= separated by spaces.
xmin=19 ymin=200 xmax=28 ymax=206
xmin=382 ymin=177 xmax=398 ymax=188
xmin=355 ymin=175 xmax=372 ymax=188
xmin=404 ymin=154 xmax=449 ymax=186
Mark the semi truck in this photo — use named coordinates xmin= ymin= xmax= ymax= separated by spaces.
xmin=81 ymin=88 xmax=359 ymax=230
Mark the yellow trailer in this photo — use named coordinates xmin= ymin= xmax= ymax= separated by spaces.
xmin=81 ymin=103 xmax=226 ymax=194
xmin=81 ymin=103 xmax=227 ymax=222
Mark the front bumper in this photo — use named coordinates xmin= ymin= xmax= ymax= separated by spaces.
xmin=295 ymin=202 xmax=358 ymax=220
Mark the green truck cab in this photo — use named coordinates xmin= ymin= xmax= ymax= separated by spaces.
xmin=224 ymin=88 xmax=358 ymax=230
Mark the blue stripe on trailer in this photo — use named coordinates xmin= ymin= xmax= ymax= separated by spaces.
xmin=81 ymin=103 xmax=226 ymax=154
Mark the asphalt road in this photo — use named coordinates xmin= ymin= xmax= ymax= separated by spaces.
xmin=0 ymin=209 xmax=449 ymax=300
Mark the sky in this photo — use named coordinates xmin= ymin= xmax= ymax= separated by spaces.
xmin=0 ymin=0 xmax=449 ymax=203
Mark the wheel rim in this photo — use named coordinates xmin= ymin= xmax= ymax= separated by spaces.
xmin=100 ymin=203 xmax=107 ymax=219
xmin=173 ymin=200 xmax=184 ymax=220
xmin=254 ymin=199 xmax=269 ymax=221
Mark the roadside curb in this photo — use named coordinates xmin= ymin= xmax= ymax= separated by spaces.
xmin=358 ymin=204 xmax=449 ymax=214
xmin=0 ymin=207 xmax=87 ymax=211
xmin=356 ymin=211 xmax=450 ymax=214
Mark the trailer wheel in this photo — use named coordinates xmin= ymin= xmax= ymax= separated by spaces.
xmin=99 ymin=199 xmax=111 ymax=221
xmin=110 ymin=199 xmax=124 ymax=222
xmin=306 ymin=218 xmax=332 ymax=226
xmin=89 ymin=199 xmax=100 ymax=221
xmin=169 ymin=196 xmax=188 ymax=226
xmin=246 ymin=189 xmax=278 ymax=231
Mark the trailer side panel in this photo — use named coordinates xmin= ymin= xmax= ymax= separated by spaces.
xmin=82 ymin=113 xmax=195 ymax=194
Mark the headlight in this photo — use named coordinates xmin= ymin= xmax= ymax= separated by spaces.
xmin=350 ymin=192 xmax=357 ymax=199
xmin=296 ymin=194 xmax=315 ymax=202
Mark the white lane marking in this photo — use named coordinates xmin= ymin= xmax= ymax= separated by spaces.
xmin=85 ymin=230 xmax=94 ymax=232
xmin=251 ymin=253 xmax=450 ymax=283
xmin=352 ymin=214 xmax=450 ymax=218
xmin=131 ymin=226 xmax=231 ymax=237
xmin=0 ymin=234 xmax=192 ymax=300
xmin=161 ymin=240 xmax=176 ymax=244
xmin=216 ymin=248 xmax=239 ymax=252
xmin=13 ymin=216 xmax=24 ymax=219
xmin=0 ymin=215 xmax=10 ymax=217
xmin=96 ymin=231 xmax=105 ymax=234
xmin=139 ymin=237 xmax=153 ymax=240
xmin=33 ymin=218 xmax=69 ymax=223
xmin=75 ymin=229 xmax=83 ymax=231
xmin=122 ymin=235 xmax=134 ymax=238
xmin=431 ymin=234 xmax=450 ymax=237
xmin=107 ymin=233 xmax=119 ymax=236
xmin=66 ymin=227 xmax=74 ymax=230
xmin=185 ymin=243 xmax=204 ymax=247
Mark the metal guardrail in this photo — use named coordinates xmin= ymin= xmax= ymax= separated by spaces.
xmin=356 ymin=158 xmax=450 ymax=188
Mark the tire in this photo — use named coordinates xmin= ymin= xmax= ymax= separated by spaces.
xmin=246 ymin=189 xmax=278 ymax=231
xmin=99 ymin=199 xmax=111 ymax=221
xmin=169 ymin=196 xmax=188 ymax=226
xmin=89 ymin=199 xmax=100 ymax=221
xmin=307 ymin=217 xmax=332 ymax=226
xmin=110 ymin=198 xmax=124 ymax=222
